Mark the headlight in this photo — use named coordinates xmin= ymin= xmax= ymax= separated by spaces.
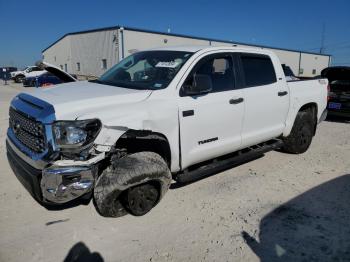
xmin=53 ymin=119 xmax=101 ymax=150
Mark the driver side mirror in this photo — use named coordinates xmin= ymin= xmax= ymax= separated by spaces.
xmin=183 ymin=74 xmax=213 ymax=96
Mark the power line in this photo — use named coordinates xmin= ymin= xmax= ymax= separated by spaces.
xmin=328 ymin=45 xmax=350 ymax=50
xmin=320 ymin=23 xmax=325 ymax=54
xmin=305 ymin=41 xmax=350 ymax=52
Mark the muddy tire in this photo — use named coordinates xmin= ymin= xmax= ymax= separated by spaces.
xmin=282 ymin=111 xmax=315 ymax=154
xmin=94 ymin=152 xmax=172 ymax=217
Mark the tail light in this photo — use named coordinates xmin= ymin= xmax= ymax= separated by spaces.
xmin=42 ymin=83 xmax=53 ymax=88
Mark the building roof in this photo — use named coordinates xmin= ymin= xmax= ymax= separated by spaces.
xmin=42 ymin=25 xmax=331 ymax=57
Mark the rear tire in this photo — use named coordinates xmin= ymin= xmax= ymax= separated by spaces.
xmin=282 ymin=111 xmax=314 ymax=154
xmin=94 ymin=152 xmax=172 ymax=217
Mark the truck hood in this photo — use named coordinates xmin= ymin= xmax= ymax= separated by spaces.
xmin=28 ymin=81 xmax=152 ymax=119
xmin=36 ymin=61 xmax=77 ymax=82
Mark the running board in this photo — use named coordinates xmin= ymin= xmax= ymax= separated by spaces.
xmin=175 ymin=139 xmax=284 ymax=184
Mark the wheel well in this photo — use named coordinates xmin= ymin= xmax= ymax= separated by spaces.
xmin=114 ymin=130 xmax=171 ymax=167
xmin=299 ymin=103 xmax=318 ymax=135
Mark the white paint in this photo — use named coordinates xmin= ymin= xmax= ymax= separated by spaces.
xmin=155 ymin=61 xmax=180 ymax=68
xmin=24 ymin=46 xmax=328 ymax=172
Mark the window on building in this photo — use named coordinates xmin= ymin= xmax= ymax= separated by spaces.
xmin=312 ymin=69 xmax=316 ymax=75
xmin=240 ymin=54 xmax=276 ymax=87
xmin=64 ymin=64 xmax=67 ymax=72
xmin=299 ymin=68 xmax=304 ymax=75
xmin=60 ymin=65 xmax=63 ymax=70
xmin=54 ymin=56 xmax=56 ymax=62
xmin=76 ymin=62 xmax=81 ymax=71
xmin=101 ymin=59 xmax=107 ymax=70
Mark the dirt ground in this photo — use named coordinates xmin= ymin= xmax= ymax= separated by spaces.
xmin=0 ymin=81 xmax=349 ymax=262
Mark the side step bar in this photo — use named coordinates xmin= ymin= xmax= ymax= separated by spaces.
xmin=174 ymin=139 xmax=284 ymax=184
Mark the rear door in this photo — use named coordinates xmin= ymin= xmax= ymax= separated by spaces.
xmin=238 ymin=53 xmax=289 ymax=146
xmin=178 ymin=52 xmax=245 ymax=169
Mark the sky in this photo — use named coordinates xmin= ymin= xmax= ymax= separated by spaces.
xmin=0 ymin=0 xmax=349 ymax=68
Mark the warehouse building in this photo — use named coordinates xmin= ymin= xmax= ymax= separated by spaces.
xmin=42 ymin=26 xmax=331 ymax=78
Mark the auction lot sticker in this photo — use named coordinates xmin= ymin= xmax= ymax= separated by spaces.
xmin=155 ymin=61 xmax=179 ymax=68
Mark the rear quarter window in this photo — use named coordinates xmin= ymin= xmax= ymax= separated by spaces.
xmin=241 ymin=54 xmax=277 ymax=87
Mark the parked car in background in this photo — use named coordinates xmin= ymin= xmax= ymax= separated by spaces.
xmin=0 ymin=67 xmax=17 ymax=80
xmin=23 ymin=72 xmax=65 ymax=87
xmin=11 ymin=66 xmax=45 ymax=83
xmin=322 ymin=66 xmax=350 ymax=118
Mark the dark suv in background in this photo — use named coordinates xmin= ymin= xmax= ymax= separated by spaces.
xmin=322 ymin=66 xmax=350 ymax=119
xmin=0 ymin=67 xmax=17 ymax=80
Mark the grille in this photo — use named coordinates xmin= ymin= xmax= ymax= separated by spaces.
xmin=9 ymin=107 xmax=46 ymax=153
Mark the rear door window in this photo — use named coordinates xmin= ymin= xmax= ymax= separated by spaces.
xmin=240 ymin=54 xmax=276 ymax=87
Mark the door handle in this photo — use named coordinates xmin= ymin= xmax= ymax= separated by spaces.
xmin=229 ymin=97 xmax=244 ymax=104
xmin=183 ymin=110 xmax=194 ymax=117
xmin=278 ymin=91 xmax=288 ymax=96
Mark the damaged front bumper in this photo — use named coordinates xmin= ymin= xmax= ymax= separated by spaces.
xmin=41 ymin=165 xmax=97 ymax=204
xmin=6 ymin=138 xmax=99 ymax=204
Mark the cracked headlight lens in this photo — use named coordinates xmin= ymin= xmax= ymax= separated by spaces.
xmin=53 ymin=119 xmax=101 ymax=149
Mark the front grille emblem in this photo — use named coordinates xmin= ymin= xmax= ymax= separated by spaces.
xmin=13 ymin=121 xmax=21 ymax=134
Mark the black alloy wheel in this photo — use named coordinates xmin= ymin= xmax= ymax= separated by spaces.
xmin=124 ymin=183 xmax=160 ymax=216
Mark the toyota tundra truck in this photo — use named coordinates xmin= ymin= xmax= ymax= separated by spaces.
xmin=6 ymin=46 xmax=328 ymax=217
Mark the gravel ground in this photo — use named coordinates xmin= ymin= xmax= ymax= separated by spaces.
xmin=0 ymin=81 xmax=349 ymax=262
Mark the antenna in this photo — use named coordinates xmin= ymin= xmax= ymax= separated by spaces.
xmin=320 ymin=23 xmax=325 ymax=54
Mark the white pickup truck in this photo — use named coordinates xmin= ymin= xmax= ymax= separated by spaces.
xmin=10 ymin=66 xmax=45 ymax=83
xmin=6 ymin=46 xmax=328 ymax=217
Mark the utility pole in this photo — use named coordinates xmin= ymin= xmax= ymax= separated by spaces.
xmin=320 ymin=23 xmax=325 ymax=54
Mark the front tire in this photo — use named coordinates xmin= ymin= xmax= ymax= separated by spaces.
xmin=15 ymin=75 xmax=25 ymax=83
xmin=282 ymin=111 xmax=315 ymax=154
xmin=94 ymin=152 xmax=172 ymax=217
xmin=122 ymin=182 xmax=160 ymax=216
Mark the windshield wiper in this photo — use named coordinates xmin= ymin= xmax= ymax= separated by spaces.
xmin=89 ymin=79 xmax=104 ymax=84
xmin=90 ymin=79 xmax=157 ymax=90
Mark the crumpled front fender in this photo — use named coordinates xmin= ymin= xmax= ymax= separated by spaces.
xmin=93 ymin=118 xmax=147 ymax=152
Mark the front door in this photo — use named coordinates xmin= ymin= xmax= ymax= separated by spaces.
xmin=178 ymin=53 xmax=245 ymax=169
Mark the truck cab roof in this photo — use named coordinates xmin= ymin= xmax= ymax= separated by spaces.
xmin=148 ymin=45 xmax=272 ymax=54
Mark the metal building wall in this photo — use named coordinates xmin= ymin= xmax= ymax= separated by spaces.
xmin=299 ymin=53 xmax=330 ymax=77
xmin=43 ymin=27 xmax=331 ymax=78
xmin=121 ymin=29 xmax=209 ymax=58
xmin=266 ymin=49 xmax=300 ymax=76
xmin=43 ymin=36 xmax=72 ymax=72
xmin=69 ymin=29 xmax=119 ymax=77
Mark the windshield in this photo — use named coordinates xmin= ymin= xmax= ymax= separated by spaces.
xmin=97 ymin=51 xmax=193 ymax=90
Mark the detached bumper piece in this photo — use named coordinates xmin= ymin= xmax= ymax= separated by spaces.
xmin=6 ymin=140 xmax=97 ymax=204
